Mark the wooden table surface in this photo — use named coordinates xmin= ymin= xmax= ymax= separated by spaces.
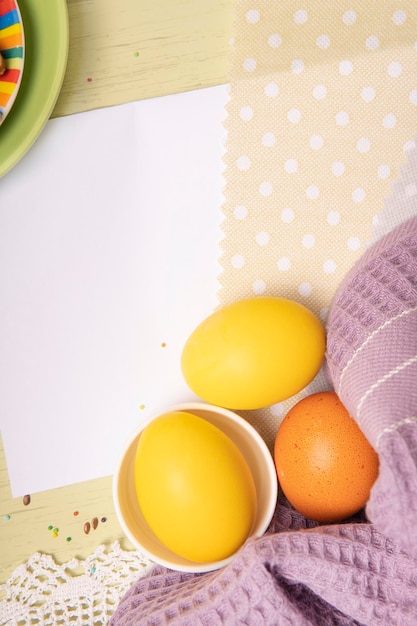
xmin=55 ymin=0 xmax=233 ymax=118
xmin=0 ymin=0 xmax=232 ymax=586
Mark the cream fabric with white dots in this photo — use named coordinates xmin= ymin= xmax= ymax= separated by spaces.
xmin=219 ymin=1 xmax=417 ymax=449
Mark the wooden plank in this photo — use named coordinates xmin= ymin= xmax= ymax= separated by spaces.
xmin=0 ymin=433 xmax=135 ymax=585
xmin=53 ymin=0 xmax=233 ymax=117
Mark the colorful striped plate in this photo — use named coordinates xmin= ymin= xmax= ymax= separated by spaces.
xmin=0 ymin=0 xmax=24 ymax=126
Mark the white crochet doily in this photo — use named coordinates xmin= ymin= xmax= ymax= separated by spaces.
xmin=0 ymin=542 xmax=154 ymax=625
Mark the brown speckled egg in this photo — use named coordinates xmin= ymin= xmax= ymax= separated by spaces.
xmin=274 ymin=391 xmax=379 ymax=523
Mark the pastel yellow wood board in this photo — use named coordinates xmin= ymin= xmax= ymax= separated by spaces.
xmin=0 ymin=433 xmax=134 ymax=586
xmin=54 ymin=0 xmax=233 ymax=117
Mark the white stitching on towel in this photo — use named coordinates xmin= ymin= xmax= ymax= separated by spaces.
xmin=356 ymin=353 xmax=417 ymax=420
xmin=376 ymin=416 xmax=417 ymax=448
xmin=336 ymin=306 xmax=417 ymax=395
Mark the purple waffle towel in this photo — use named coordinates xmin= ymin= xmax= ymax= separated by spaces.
xmin=326 ymin=214 xmax=417 ymax=559
xmin=111 ymin=216 xmax=417 ymax=625
xmin=110 ymin=498 xmax=417 ymax=625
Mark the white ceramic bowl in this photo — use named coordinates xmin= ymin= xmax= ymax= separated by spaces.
xmin=113 ymin=402 xmax=278 ymax=573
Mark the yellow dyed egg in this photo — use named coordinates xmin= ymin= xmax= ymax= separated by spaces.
xmin=181 ymin=297 xmax=326 ymax=410
xmin=134 ymin=411 xmax=257 ymax=563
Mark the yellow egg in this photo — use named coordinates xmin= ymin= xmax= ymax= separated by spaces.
xmin=181 ymin=297 xmax=325 ymax=410
xmin=134 ymin=411 xmax=257 ymax=563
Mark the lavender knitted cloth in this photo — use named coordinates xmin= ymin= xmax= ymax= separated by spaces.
xmin=110 ymin=216 xmax=417 ymax=625
xmin=110 ymin=497 xmax=417 ymax=625
xmin=326 ymin=214 xmax=417 ymax=559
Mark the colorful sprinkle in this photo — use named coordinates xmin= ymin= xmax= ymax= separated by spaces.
xmin=91 ymin=566 xmax=96 ymax=574
xmin=3 ymin=514 xmax=11 ymax=521
xmin=161 ymin=342 xmax=166 ymax=348
xmin=48 ymin=525 xmax=53 ymax=530
xmin=133 ymin=51 xmax=139 ymax=57
xmin=139 ymin=404 xmax=145 ymax=410
xmin=23 ymin=494 xmax=31 ymax=506
xmin=66 ymin=537 xmax=72 ymax=542
xmin=73 ymin=510 xmax=79 ymax=517
xmin=87 ymin=77 xmax=93 ymax=83
xmin=101 ymin=517 xmax=107 ymax=523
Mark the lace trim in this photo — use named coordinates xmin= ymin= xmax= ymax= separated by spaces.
xmin=0 ymin=541 xmax=154 ymax=625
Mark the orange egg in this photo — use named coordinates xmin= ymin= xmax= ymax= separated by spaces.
xmin=274 ymin=391 xmax=379 ymax=523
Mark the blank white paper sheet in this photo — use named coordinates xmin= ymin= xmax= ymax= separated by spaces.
xmin=0 ymin=84 xmax=228 ymax=496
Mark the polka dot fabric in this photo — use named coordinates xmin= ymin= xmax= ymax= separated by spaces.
xmin=220 ymin=0 xmax=417 ymax=449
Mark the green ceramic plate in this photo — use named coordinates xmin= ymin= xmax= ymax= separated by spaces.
xmin=0 ymin=0 xmax=69 ymax=177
